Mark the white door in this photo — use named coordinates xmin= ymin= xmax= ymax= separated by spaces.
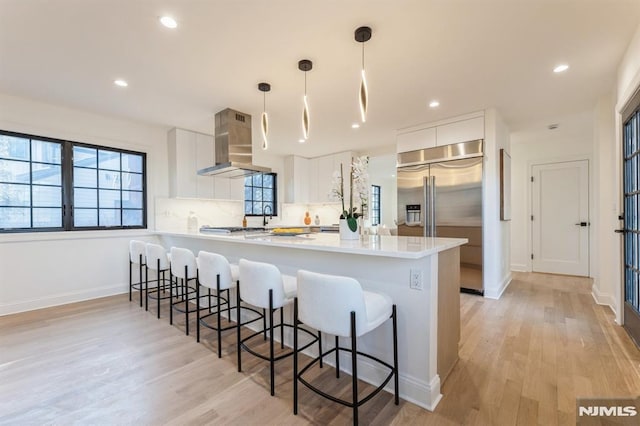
xmin=531 ymin=160 xmax=589 ymax=276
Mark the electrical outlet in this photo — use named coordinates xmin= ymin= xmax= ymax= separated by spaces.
xmin=409 ymin=269 xmax=423 ymax=290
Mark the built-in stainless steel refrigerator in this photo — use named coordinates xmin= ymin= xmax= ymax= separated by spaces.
xmin=397 ymin=140 xmax=484 ymax=294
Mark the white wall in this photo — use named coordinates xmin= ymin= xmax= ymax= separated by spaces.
xmin=610 ymin=23 xmax=640 ymax=323
xmin=509 ymin=110 xmax=595 ymax=273
xmin=483 ymin=108 xmax=512 ymax=299
xmin=0 ymin=93 xmax=168 ymax=315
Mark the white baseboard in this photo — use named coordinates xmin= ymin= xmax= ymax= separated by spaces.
xmin=591 ymin=283 xmax=617 ymax=316
xmin=510 ymin=263 xmax=528 ymax=272
xmin=0 ymin=284 xmax=127 ymax=316
xmin=484 ymin=272 xmax=513 ymax=300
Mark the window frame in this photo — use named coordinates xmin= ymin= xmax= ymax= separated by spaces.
xmin=0 ymin=129 xmax=147 ymax=233
xmin=371 ymin=184 xmax=381 ymax=226
xmin=243 ymin=172 xmax=277 ymax=217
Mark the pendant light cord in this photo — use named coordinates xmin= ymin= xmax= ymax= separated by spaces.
xmin=362 ymin=42 xmax=365 ymax=69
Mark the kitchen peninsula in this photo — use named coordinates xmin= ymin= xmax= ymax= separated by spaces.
xmin=157 ymin=230 xmax=467 ymax=410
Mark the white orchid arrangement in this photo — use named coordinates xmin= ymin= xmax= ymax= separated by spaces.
xmin=329 ymin=156 xmax=370 ymax=231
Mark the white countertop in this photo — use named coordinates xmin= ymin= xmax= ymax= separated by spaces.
xmin=157 ymin=230 xmax=467 ymax=259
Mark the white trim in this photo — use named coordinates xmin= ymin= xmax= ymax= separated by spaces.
xmin=397 ymin=110 xmax=485 ymax=134
xmin=0 ymin=284 xmax=127 ymax=316
xmin=0 ymin=229 xmax=156 ymax=244
xmin=484 ymin=272 xmax=513 ymax=299
xmin=510 ymin=263 xmax=528 ymax=272
xmin=591 ymin=282 xmax=617 ymax=316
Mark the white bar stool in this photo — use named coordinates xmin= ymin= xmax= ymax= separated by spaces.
xmin=196 ymin=251 xmax=262 ymax=358
xmin=129 ymin=240 xmax=146 ymax=307
xmin=236 ymin=259 xmax=317 ymax=396
xmin=169 ymin=247 xmax=203 ymax=336
xmin=145 ymin=243 xmax=172 ymax=319
xmin=293 ymin=270 xmax=399 ymax=426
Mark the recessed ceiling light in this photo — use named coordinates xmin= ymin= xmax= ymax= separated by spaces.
xmin=553 ymin=64 xmax=569 ymax=73
xmin=429 ymin=100 xmax=440 ymax=108
xmin=160 ymin=16 xmax=178 ymax=29
xmin=351 ymin=123 xmax=360 ymax=129
xmin=298 ymin=139 xmax=305 ymax=143
xmin=114 ymin=79 xmax=128 ymax=87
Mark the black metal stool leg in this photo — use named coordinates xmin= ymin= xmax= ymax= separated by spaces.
xmin=157 ymin=265 xmax=162 ymax=319
xmin=293 ymin=297 xmax=299 ymax=415
xmin=145 ymin=264 xmax=149 ymax=311
xmin=351 ymin=311 xmax=358 ymax=426
xmin=226 ymin=289 xmax=231 ymax=320
xmin=129 ymin=260 xmax=132 ymax=301
xmin=335 ymin=336 xmax=340 ymax=378
xmin=139 ymin=254 xmax=143 ymax=307
xmin=318 ymin=331 xmax=323 ymax=368
xmin=269 ymin=289 xmax=275 ymax=396
xmin=196 ymin=270 xmax=200 ymax=343
xmin=216 ymin=276 xmax=222 ymax=358
xmin=280 ymin=307 xmax=284 ymax=349
xmin=236 ymin=282 xmax=242 ymax=372
xmin=169 ymin=272 xmax=174 ymax=325
xmin=392 ymin=304 xmax=399 ymax=405
xmin=263 ymin=308 xmax=267 ymax=341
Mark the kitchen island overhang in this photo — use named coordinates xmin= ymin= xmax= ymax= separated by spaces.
xmin=157 ymin=230 xmax=467 ymax=411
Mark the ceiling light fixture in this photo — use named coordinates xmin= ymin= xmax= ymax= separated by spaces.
xmin=298 ymin=139 xmax=305 ymax=143
xmin=298 ymin=59 xmax=313 ymax=140
xmin=114 ymin=79 xmax=128 ymax=87
xmin=429 ymin=100 xmax=440 ymax=108
xmin=355 ymin=26 xmax=372 ymax=123
xmin=160 ymin=16 xmax=177 ymax=29
xmin=258 ymin=82 xmax=271 ymax=150
xmin=553 ymin=64 xmax=569 ymax=73
xmin=351 ymin=123 xmax=360 ymax=129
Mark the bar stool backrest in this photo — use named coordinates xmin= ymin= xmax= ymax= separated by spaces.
xmin=197 ymin=251 xmax=234 ymax=290
xmin=239 ymin=259 xmax=286 ymax=309
xmin=170 ymin=247 xmax=197 ymax=279
xmin=146 ymin=243 xmax=169 ymax=271
xmin=129 ymin=240 xmax=146 ymax=264
xmin=297 ymin=270 xmax=367 ymax=338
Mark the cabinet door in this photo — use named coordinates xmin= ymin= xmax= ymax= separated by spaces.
xmin=397 ymin=127 xmax=436 ymax=153
xmin=308 ymin=159 xmax=319 ymax=202
xmin=316 ymin=155 xmax=334 ymax=202
xmin=175 ymin=129 xmax=198 ymax=198
xmin=436 ymin=117 xmax=484 ymax=146
xmin=195 ymin=133 xmax=215 ymax=199
xmin=293 ymin=156 xmax=309 ymax=203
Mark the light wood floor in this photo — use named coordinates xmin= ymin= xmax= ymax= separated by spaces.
xmin=1 ymin=272 xmax=639 ymax=425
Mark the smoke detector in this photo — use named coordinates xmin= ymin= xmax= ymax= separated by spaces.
xmin=547 ymin=123 xmax=559 ymax=130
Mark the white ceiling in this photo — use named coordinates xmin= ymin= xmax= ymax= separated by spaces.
xmin=1 ymin=0 xmax=638 ymax=158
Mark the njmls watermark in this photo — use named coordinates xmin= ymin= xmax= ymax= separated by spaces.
xmin=577 ymin=397 xmax=640 ymax=425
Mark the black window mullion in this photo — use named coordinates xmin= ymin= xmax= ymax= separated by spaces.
xmin=62 ymin=142 xmax=73 ymax=230
xmin=29 ymin=138 xmax=33 ymax=228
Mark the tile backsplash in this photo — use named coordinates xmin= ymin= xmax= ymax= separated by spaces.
xmin=155 ymin=197 xmax=344 ymax=231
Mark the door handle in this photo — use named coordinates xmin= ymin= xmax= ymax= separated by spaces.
xmin=574 ymin=222 xmax=589 ymax=227
xmin=614 ymin=229 xmax=626 ymax=234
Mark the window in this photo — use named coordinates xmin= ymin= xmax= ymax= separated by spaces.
xmin=0 ymin=130 xmax=146 ymax=232
xmin=244 ymin=173 xmax=277 ymax=216
xmin=371 ymin=185 xmax=381 ymax=226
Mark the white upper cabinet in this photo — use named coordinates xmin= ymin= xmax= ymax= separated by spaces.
xmin=396 ymin=113 xmax=485 ymax=153
xmin=168 ymin=128 xmax=217 ymax=199
xmin=284 ymin=155 xmax=310 ymax=203
xmin=285 ymin=151 xmax=353 ymax=203
xmin=397 ymin=127 xmax=436 ymax=153
xmin=435 ymin=116 xmax=484 ymax=146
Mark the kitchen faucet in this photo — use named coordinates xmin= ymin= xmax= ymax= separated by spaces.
xmin=263 ymin=204 xmax=273 ymax=227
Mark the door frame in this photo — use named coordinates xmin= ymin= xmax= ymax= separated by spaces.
xmin=526 ymin=155 xmax=593 ymax=274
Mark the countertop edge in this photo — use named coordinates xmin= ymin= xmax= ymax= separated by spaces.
xmin=155 ymin=230 xmax=468 ymax=259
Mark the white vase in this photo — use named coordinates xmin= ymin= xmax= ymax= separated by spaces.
xmin=339 ymin=219 xmax=359 ymax=240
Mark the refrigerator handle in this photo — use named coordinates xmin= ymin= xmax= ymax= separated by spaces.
xmin=429 ymin=176 xmax=436 ymax=237
xmin=423 ymin=176 xmax=430 ymax=237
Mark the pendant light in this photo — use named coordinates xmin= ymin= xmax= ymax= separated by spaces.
xmin=355 ymin=26 xmax=372 ymax=123
xmin=258 ymin=82 xmax=271 ymax=150
xmin=298 ymin=59 xmax=312 ymax=140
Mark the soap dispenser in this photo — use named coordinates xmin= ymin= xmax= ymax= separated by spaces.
xmin=314 ymin=214 xmax=320 ymax=225
xmin=187 ymin=211 xmax=198 ymax=232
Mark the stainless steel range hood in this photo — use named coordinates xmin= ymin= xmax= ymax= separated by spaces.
xmin=197 ymin=108 xmax=272 ymax=178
